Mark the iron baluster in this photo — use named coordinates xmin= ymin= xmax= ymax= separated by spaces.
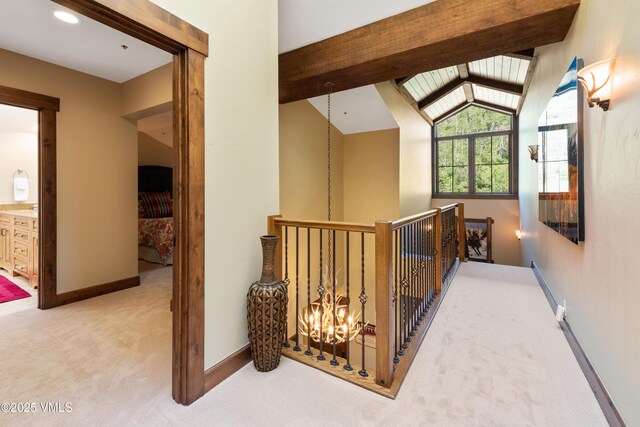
xmin=317 ymin=229 xmax=325 ymax=361
xmin=330 ymin=230 xmax=339 ymax=366
xmin=405 ymin=224 xmax=412 ymax=344
xmin=344 ymin=232 xmax=353 ymax=371
xmin=294 ymin=227 xmax=301 ymax=351
xmin=411 ymin=221 xmax=417 ymax=334
xmin=358 ymin=233 xmax=368 ymax=377
xmin=305 ymin=228 xmax=313 ymax=356
xmin=283 ymin=226 xmax=290 ymax=347
xmin=400 ymin=226 xmax=408 ymax=352
xmin=394 ymin=229 xmax=400 ymax=364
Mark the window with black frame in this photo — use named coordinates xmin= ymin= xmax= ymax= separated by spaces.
xmin=434 ymin=105 xmax=516 ymax=197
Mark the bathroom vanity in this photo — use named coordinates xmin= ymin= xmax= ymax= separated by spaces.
xmin=0 ymin=210 xmax=38 ymax=288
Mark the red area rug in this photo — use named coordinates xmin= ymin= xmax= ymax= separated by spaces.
xmin=0 ymin=276 xmax=31 ymax=303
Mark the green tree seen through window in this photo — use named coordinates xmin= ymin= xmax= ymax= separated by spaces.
xmin=435 ymin=105 xmax=513 ymax=195
xmin=437 ymin=105 xmax=511 ymax=137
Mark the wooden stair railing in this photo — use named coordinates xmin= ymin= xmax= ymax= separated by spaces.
xmin=265 ymin=203 xmax=465 ymax=399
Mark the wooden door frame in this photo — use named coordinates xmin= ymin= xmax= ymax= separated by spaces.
xmin=0 ymin=85 xmax=59 ymax=311
xmin=36 ymin=0 xmax=206 ymax=405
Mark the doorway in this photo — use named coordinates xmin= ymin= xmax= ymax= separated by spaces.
xmin=0 ymin=0 xmax=207 ymax=405
xmin=0 ymin=103 xmax=40 ymax=313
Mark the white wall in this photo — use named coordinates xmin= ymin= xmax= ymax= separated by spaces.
xmin=376 ymin=82 xmax=432 ymax=216
xmin=0 ymin=132 xmax=38 ymax=205
xmin=149 ymin=0 xmax=279 ymax=369
xmin=518 ymin=0 xmax=640 ymax=423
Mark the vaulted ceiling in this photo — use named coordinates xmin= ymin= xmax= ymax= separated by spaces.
xmin=397 ymin=50 xmax=537 ymax=124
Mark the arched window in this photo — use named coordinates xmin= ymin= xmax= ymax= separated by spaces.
xmin=434 ymin=105 xmax=517 ymax=197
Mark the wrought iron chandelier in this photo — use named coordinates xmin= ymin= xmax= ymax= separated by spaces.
xmin=298 ymin=267 xmax=361 ymax=344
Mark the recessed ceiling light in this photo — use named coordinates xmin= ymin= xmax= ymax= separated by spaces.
xmin=53 ymin=10 xmax=79 ymax=24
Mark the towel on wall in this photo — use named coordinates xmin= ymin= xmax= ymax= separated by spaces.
xmin=14 ymin=177 xmax=29 ymax=201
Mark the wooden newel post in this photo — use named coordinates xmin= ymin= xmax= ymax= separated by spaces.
xmin=375 ymin=220 xmax=394 ymax=388
xmin=435 ymin=208 xmax=443 ymax=293
xmin=457 ymin=203 xmax=466 ymax=262
xmin=267 ymin=215 xmax=283 ymax=281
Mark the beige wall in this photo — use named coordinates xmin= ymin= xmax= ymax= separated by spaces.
xmin=343 ymin=129 xmax=400 ymax=223
xmin=432 ymin=199 xmax=521 ymax=266
xmin=343 ymin=128 xmax=400 ymax=338
xmin=279 ymin=100 xmax=346 ymax=344
xmin=138 ymin=132 xmax=173 ymax=168
xmin=376 ymin=82 xmax=432 ymax=217
xmin=0 ymin=48 xmax=138 ymax=293
xmin=150 ymin=0 xmax=280 ymax=369
xmin=121 ymin=63 xmax=172 ymax=119
xmin=280 ymin=100 xmax=344 ymax=221
xmin=518 ymin=0 xmax=640 ymax=423
xmin=0 ymin=131 xmax=38 ymax=205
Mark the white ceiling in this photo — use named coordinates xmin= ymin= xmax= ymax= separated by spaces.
xmin=0 ymin=104 xmax=38 ymax=135
xmin=308 ymin=86 xmax=398 ymax=135
xmin=0 ymin=0 xmax=172 ymax=83
xmin=278 ymin=0 xmax=436 ymax=53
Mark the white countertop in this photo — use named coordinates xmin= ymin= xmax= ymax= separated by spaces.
xmin=0 ymin=210 xmax=38 ymax=219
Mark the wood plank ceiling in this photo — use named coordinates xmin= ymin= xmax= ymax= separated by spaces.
xmin=399 ymin=52 xmax=538 ymax=123
xmin=278 ymin=0 xmax=580 ymax=104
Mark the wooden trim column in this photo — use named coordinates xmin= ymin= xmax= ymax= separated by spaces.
xmin=457 ymin=203 xmax=466 ymax=262
xmin=38 ymin=108 xmax=58 ymax=309
xmin=435 ymin=208 xmax=443 ymax=293
xmin=0 ymin=85 xmax=59 ymax=310
xmin=375 ymin=221 xmax=394 ymax=388
xmin=172 ymin=48 xmax=206 ymax=405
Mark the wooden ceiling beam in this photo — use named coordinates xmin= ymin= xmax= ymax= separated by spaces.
xmin=417 ymin=76 xmax=523 ymax=110
xmin=472 ymin=100 xmax=517 ymax=115
xmin=279 ymin=0 xmax=579 ymax=103
xmin=467 ymin=75 xmax=524 ymax=96
xmin=433 ymin=101 xmax=469 ymax=123
xmin=433 ymin=99 xmax=518 ymax=123
xmin=417 ymin=78 xmax=466 ymax=110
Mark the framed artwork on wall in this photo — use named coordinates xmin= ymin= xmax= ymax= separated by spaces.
xmin=465 ymin=217 xmax=494 ymax=263
xmin=537 ymin=56 xmax=585 ymax=244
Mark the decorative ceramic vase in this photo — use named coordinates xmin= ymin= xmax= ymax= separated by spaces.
xmin=247 ymin=235 xmax=288 ymax=372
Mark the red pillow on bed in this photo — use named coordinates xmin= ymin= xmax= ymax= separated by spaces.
xmin=139 ymin=191 xmax=173 ymax=218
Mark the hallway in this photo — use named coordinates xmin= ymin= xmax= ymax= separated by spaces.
xmin=0 ymin=262 xmax=606 ymax=426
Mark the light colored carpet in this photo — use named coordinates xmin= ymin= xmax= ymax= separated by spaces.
xmin=0 ymin=262 xmax=607 ymax=426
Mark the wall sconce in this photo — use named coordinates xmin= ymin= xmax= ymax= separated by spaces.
xmin=577 ymin=58 xmax=615 ymax=111
xmin=528 ymin=145 xmax=539 ymax=162
xmin=515 ymin=230 xmax=523 ymax=240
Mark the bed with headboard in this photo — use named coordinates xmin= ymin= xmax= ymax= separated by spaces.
xmin=138 ymin=166 xmax=174 ymax=265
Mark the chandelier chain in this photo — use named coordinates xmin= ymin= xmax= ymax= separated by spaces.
xmin=326 ymin=82 xmax=333 ymax=272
